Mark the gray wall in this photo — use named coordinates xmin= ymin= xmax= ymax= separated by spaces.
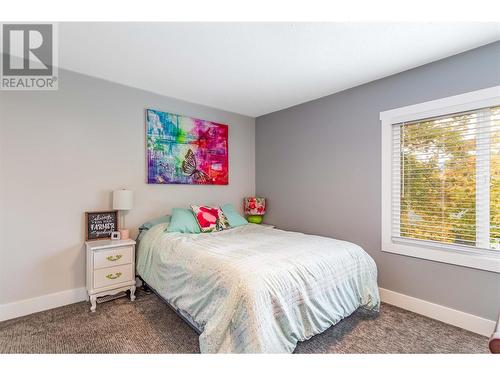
xmin=0 ymin=68 xmax=255 ymax=305
xmin=256 ymin=41 xmax=500 ymax=320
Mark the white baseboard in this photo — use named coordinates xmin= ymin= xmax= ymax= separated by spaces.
xmin=379 ymin=288 xmax=496 ymax=337
xmin=0 ymin=288 xmax=87 ymax=322
xmin=0 ymin=285 xmax=495 ymax=338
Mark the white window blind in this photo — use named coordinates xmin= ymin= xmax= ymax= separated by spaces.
xmin=391 ymin=105 xmax=500 ymax=252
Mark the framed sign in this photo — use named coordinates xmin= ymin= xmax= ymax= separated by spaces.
xmin=85 ymin=210 xmax=119 ymax=241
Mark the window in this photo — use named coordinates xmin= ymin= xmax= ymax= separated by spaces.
xmin=381 ymin=87 xmax=500 ymax=273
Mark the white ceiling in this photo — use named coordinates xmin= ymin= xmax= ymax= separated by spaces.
xmin=58 ymin=23 xmax=500 ymax=117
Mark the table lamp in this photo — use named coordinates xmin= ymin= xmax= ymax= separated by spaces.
xmin=113 ymin=189 xmax=133 ymax=239
xmin=244 ymin=197 xmax=266 ymax=224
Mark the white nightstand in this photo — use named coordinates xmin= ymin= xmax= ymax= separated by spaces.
xmin=85 ymin=239 xmax=136 ymax=312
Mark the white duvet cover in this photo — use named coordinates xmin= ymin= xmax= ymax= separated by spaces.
xmin=136 ymin=223 xmax=379 ymax=353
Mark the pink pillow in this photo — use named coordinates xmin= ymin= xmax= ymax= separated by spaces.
xmin=191 ymin=205 xmax=230 ymax=233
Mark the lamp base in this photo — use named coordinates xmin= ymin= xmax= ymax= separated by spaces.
xmin=247 ymin=215 xmax=264 ymax=224
xmin=119 ymin=229 xmax=130 ymax=240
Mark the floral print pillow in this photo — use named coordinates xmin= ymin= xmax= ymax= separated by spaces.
xmin=191 ymin=205 xmax=231 ymax=233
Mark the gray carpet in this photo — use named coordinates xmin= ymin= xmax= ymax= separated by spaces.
xmin=0 ymin=289 xmax=488 ymax=354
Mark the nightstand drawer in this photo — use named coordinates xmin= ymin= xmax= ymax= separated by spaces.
xmin=94 ymin=246 xmax=133 ymax=269
xmin=93 ymin=264 xmax=134 ymax=289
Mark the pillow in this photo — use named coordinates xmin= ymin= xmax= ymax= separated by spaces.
xmin=137 ymin=222 xmax=169 ymax=243
xmin=221 ymin=203 xmax=248 ymax=227
xmin=191 ymin=205 xmax=230 ymax=233
xmin=138 ymin=215 xmax=171 ymax=231
xmin=167 ymin=208 xmax=201 ymax=233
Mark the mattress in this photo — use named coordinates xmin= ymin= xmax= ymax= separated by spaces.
xmin=136 ymin=223 xmax=380 ymax=353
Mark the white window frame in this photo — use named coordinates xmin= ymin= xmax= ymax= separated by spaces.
xmin=381 ymin=86 xmax=500 ymax=273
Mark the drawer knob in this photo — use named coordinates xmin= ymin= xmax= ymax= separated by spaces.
xmin=106 ymin=254 xmax=122 ymax=262
xmin=106 ymin=272 xmax=122 ymax=280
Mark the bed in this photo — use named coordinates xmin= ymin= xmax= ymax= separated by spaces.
xmin=136 ymin=223 xmax=380 ymax=353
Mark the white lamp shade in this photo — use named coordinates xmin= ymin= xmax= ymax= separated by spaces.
xmin=113 ymin=189 xmax=133 ymax=210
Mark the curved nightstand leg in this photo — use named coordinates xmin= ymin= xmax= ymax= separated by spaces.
xmin=90 ymin=295 xmax=97 ymax=312
xmin=130 ymin=285 xmax=136 ymax=302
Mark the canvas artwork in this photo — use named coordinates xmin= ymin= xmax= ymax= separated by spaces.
xmin=146 ymin=109 xmax=229 ymax=184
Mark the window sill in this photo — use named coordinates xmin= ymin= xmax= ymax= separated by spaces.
xmin=382 ymin=240 xmax=500 ymax=273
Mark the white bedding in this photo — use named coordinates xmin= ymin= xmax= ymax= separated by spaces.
xmin=136 ymin=223 xmax=380 ymax=353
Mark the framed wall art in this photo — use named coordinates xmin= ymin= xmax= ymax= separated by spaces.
xmin=146 ymin=109 xmax=229 ymax=185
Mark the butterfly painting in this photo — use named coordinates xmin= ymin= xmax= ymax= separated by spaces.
xmin=146 ymin=109 xmax=228 ymax=185
xmin=182 ymin=149 xmax=210 ymax=183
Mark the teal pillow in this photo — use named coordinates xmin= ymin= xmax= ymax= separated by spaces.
xmin=221 ymin=203 xmax=248 ymax=227
xmin=138 ymin=215 xmax=171 ymax=231
xmin=167 ymin=208 xmax=201 ymax=233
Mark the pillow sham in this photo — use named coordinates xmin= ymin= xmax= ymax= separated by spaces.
xmin=191 ymin=205 xmax=230 ymax=233
xmin=221 ymin=203 xmax=248 ymax=227
xmin=167 ymin=208 xmax=201 ymax=233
